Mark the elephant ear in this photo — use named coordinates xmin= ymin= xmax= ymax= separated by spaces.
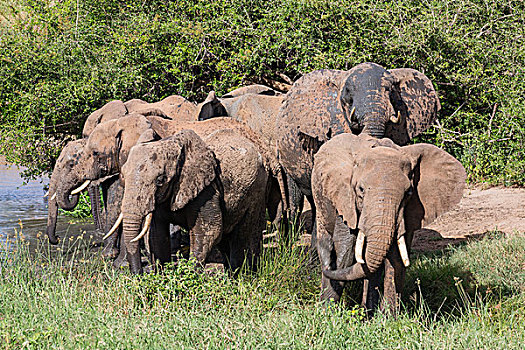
xmin=279 ymin=69 xmax=353 ymax=149
xmin=170 ymin=129 xmax=218 ymax=211
xmin=385 ymin=68 xmax=441 ymax=145
xmin=402 ymin=144 xmax=466 ymax=233
xmin=196 ymin=91 xmax=228 ymax=120
xmin=313 ymin=133 xmax=373 ymax=229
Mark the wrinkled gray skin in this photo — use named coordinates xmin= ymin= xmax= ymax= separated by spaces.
xmin=46 ymin=139 xmax=85 ymax=244
xmin=56 ymin=112 xmax=285 ymax=269
xmin=120 ymin=129 xmax=269 ymax=274
xmin=196 ymin=85 xmax=302 ymax=228
xmin=312 ymin=134 xmax=466 ymax=313
xmin=47 ymin=95 xmax=197 ymax=258
xmin=277 ymin=62 xmax=441 ymax=198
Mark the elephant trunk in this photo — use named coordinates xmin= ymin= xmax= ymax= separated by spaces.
xmin=88 ymin=183 xmax=104 ymax=231
xmin=45 ymin=195 xmax=60 ymax=245
xmin=122 ymin=214 xmax=145 ymax=274
xmin=56 ymin=189 xmax=80 ymax=211
xmin=361 ymin=118 xmax=386 ymax=139
xmin=323 ymin=206 xmax=396 ymax=281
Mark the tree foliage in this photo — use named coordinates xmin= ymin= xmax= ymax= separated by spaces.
xmin=0 ymin=0 xmax=524 ymax=184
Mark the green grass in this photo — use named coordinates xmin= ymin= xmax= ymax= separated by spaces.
xmin=1 ymin=229 xmax=524 ymax=349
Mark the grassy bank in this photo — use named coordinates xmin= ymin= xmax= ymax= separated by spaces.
xmin=1 ymin=230 xmax=524 ymax=349
xmin=0 ymin=0 xmax=524 ymax=185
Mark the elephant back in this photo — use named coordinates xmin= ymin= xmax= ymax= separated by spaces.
xmin=222 ymin=84 xmax=279 ymax=98
xmin=220 ymin=94 xmax=284 ymax=150
xmin=204 ymin=128 xmax=269 ymax=231
xmin=82 ymin=100 xmax=128 ymax=137
xmin=277 ymin=69 xmax=352 ymax=194
xmin=127 ymin=95 xmax=198 ymax=121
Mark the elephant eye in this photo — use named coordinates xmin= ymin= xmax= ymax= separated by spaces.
xmin=155 ymin=174 xmax=167 ymax=186
xmin=67 ymin=159 xmax=75 ymax=168
xmin=357 ymin=184 xmax=365 ymax=197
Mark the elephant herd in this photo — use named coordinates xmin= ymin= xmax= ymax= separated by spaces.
xmin=45 ymin=62 xmax=466 ymax=313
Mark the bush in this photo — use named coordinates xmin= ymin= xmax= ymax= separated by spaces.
xmin=1 ymin=0 xmax=524 ymax=184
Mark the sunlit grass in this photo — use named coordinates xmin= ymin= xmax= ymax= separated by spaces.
xmin=0 ymin=227 xmax=524 ymax=349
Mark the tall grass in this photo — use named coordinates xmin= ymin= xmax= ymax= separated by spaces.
xmin=0 ymin=228 xmax=524 ymax=349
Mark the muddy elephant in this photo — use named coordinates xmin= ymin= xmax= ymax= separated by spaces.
xmin=116 ymin=128 xmax=269 ymax=274
xmin=312 ymin=133 xmax=465 ymax=312
xmin=277 ymin=62 xmax=441 ymax=198
xmin=196 ymin=86 xmax=305 ymax=229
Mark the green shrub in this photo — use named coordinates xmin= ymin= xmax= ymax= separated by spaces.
xmin=1 ymin=0 xmax=524 ymax=184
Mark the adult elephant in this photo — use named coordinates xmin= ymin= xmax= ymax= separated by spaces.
xmin=116 ymin=128 xmax=269 ymax=274
xmin=277 ymin=62 xmax=441 ymax=198
xmin=196 ymin=86 xmax=303 ymax=228
xmin=312 ymin=134 xmax=465 ymax=312
xmin=46 ymin=94 xmax=198 ymax=258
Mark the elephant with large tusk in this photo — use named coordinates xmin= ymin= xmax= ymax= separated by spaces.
xmin=312 ymin=133 xmax=466 ymax=313
xmin=118 ymin=128 xmax=270 ymax=274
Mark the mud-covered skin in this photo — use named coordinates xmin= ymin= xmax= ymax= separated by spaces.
xmin=312 ymin=133 xmax=466 ymax=312
xmin=57 ymin=114 xmax=286 ymax=270
xmin=121 ymin=129 xmax=268 ymax=274
xmin=125 ymin=95 xmax=198 ymax=121
xmin=276 ymin=62 xmax=440 ymax=197
xmin=195 ymin=87 xmax=297 ymax=225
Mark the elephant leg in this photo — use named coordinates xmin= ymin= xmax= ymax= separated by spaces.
xmin=148 ymin=211 xmax=171 ymax=271
xmin=382 ymin=246 xmax=405 ymax=315
xmin=320 ymin=217 xmax=355 ymax=302
xmin=228 ymin=204 xmax=265 ymax=274
xmin=287 ymin=176 xmax=304 ymax=229
xmin=306 ymin=195 xmax=318 ymax=262
xmin=101 ymin=178 xmax=123 ymax=259
xmin=362 ymin=266 xmax=383 ymax=317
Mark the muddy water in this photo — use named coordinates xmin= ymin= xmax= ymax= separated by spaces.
xmin=0 ymin=162 xmax=98 ymax=252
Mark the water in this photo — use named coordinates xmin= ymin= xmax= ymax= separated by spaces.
xmin=0 ymin=162 xmax=97 ymax=251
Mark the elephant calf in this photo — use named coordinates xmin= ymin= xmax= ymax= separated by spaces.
xmin=118 ymin=128 xmax=269 ymax=274
xmin=312 ymin=133 xmax=466 ymax=312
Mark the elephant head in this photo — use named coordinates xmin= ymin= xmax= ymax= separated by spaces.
xmin=312 ymin=133 xmax=465 ymax=282
xmin=82 ymin=100 xmax=128 ymax=137
xmin=57 ymin=114 xmax=158 ymax=210
xmin=119 ymin=130 xmax=220 ymax=273
xmin=339 ymin=63 xmax=440 ymax=142
xmin=45 ymin=139 xmax=86 ymax=244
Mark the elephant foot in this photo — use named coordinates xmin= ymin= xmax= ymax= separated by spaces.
xmin=112 ymin=252 xmax=128 ymax=269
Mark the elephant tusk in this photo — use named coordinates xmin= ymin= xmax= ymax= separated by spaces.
xmin=50 ymin=192 xmax=57 ymax=201
xmin=43 ymin=191 xmax=49 ymax=198
xmin=390 ymin=111 xmax=400 ymax=124
xmin=355 ymin=230 xmax=365 ymax=264
xmin=71 ymin=180 xmax=91 ymax=195
xmin=102 ymin=213 xmax=123 ymax=240
xmin=398 ymin=235 xmax=410 ymax=267
xmin=349 ymin=106 xmax=356 ymax=121
xmin=130 ymin=213 xmax=153 ymax=243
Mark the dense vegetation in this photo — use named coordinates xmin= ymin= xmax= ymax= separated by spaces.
xmin=0 ymin=0 xmax=524 ymax=184
xmin=1 ymin=229 xmax=524 ymax=348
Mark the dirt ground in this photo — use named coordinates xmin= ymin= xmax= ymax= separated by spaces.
xmin=411 ymin=186 xmax=525 ymax=251
xmin=296 ymin=186 xmax=525 ymax=252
